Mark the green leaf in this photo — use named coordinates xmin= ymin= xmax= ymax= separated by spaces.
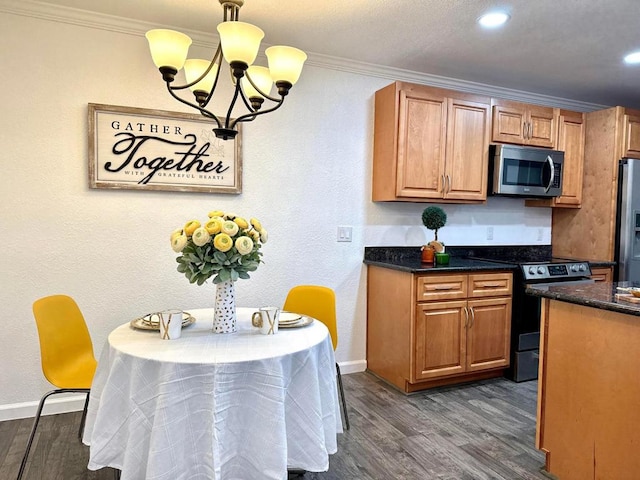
xmin=214 ymin=251 xmax=227 ymax=263
xmin=230 ymin=269 xmax=239 ymax=281
xmin=218 ymin=269 xmax=231 ymax=282
xmin=238 ymin=271 xmax=250 ymax=279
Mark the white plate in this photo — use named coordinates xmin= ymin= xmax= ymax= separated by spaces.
xmin=279 ymin=312 xmax=302 ymax=324
xmin=278 ymin=316 xmax=313 ymax=329
xmin=130 ymin=312 xmax=196 ymax=331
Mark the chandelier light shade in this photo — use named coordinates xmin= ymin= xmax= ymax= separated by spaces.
xmin=144 ymin=0 xmax=307 ymax=140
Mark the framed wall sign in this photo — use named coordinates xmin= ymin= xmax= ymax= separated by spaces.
xmin=88 ymin=103 xmax=242 ymax=194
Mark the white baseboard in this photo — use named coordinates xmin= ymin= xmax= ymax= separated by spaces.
xmin=0 ymin=361 xmax=367 ymax=422
xmin=338 ymin=359 xmax=366 ymax=375
xmin=0 ymin=394 xmax=88 ymax=422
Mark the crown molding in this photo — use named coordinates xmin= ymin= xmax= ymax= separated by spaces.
xmin=1 ymin=0 xmax=608 ymax=112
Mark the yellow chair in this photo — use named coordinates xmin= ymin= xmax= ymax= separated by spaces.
xmin=283 ymin=285 xmax=349 ymax=430
xmin=17 ymin=295 xmax=98 ymax=480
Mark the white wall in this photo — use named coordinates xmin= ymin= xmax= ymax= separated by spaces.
xmin=0 ymin=4 xmax=584 ymax=419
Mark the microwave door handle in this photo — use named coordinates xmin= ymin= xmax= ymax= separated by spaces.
xmin=544 ymin=155 xmax=555 ymax=193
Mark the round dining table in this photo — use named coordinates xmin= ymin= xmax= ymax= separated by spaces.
xmin=82 ymin=307 xmax=343 ymax=480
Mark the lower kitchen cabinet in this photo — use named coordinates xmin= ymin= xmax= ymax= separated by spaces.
xmin=590 ymin=266 xmax=613 ymax=282
xmin=367 ymin=266 xmax=512 ymax=393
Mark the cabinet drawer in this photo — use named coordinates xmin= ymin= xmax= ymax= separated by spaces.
xmin=416 ymin=275 xmax=467 ymax=301
xmin=468 ymin=273 xmax=512 ymax=298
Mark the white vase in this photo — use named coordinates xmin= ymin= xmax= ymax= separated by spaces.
xmin=213 ymin=280 xmax=237 ymax=333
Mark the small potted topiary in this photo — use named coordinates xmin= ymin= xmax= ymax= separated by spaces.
xmin=421 ymin=206 xmax=449 ymax=265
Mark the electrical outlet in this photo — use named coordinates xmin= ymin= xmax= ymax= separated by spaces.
xmin=337 ymin=226 xmax=353 ymax=242
xmin=487 ymin=226 xmax=494 ymax=240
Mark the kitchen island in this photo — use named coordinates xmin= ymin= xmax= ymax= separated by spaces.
xmin=526 ymin=282 xmax=640 ymax=480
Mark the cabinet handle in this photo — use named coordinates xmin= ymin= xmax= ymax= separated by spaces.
xmin=481 ymin=283 xmax=503 ymax=288
xmin=469 ymin=306 xmax=475 ymax=328
xmin=446 ymin=174 xmax=451 ymax=193
xmin=528 ymin=122 xmax=532 ymax=139
xmin=441 ymin=174 xmax=445 ymax=193
xmin=523 ymin=122 xmax=527 ymax=139
xmin=464 ymin=306 xmax=469 ymax=328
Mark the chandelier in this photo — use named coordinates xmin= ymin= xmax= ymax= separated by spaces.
xmin=145 ymin=0 xmax=307 ymax=140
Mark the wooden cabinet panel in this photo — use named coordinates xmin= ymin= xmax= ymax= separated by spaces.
xmin=416 ymin=274 xmax=467 ymax=301
xmin=414 ymin=300 xmax=467 ymax=380
xmin=589 ymin=267 xmax=612 ymax=282
xmin=396 ymin=90 xmax=446 ymax=198
xmin=466 ymin=297 xmax=511 ymax=371
xmin=623 ymin=114 xmax=640 ymax=158
xmin=445 ymin=99 xmax=490 ymax=201
xmin=468 ymin=273 xmax=513 ymax=298
xmin=491 ymin=98 xmax=558 ymax=148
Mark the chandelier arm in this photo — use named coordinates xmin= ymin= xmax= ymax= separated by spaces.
xmin=244 ymin=72 xmax=282 ymax=103
xmin=198 ymin=46 xmax=225 ymax=109
xmin=230 ymin=96 xmax=285 ymax=128
xmin=165 ymin=82 xmax=224 ymax=129
xmin=223 ymin=82 xmax=244 ymax=129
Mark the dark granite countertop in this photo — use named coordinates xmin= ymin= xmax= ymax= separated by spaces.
xmin=364 ymin=246 xmax=518 ymax=273
xmin=364 ymin=256 xmax=517 ymax=273
xmin=526 ymin=281 xmax=640 ymax=317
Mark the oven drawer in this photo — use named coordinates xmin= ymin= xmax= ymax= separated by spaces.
xmin=468 ymin=273 xmax=513 ymax=298
xmin=416 ymin=275 xmax=467 ymax=301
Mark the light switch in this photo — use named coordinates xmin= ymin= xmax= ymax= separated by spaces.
xmin=337 ymin=226 xmax=353 ymax=242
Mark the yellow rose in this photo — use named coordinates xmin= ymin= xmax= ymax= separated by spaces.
xmin=205 ymin=218 xmax=223 ymax=234
xmin=170 ymin=228 xmax=183 ymax=242
xmin=235 ymin=236 xmax=254 ymax=255
xmin=233 ymin=217 xmax=249 ymax=229
xmin=260 ymin=229 xmax=268 ymax=243
xmin=192 ymin=227 xmax=211 ymax=247
xmin=222 ymin=220 xmax=239 ymax=236
xmin=171 ymin=234 xmax=188 ymax=252
xmin=213 ymin=233 xmax=233 ymax=252
xmin=208 ymin=210 xmax=224 ymax=218
xmin=250 ymin=218 xmax=263 ymax=232
xmin=184 ymin=220 xmax=201 ymax=236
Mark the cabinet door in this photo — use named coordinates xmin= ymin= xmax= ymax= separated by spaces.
xmin=396 ymin=89 xmax=447 ymax=199
xmin=554 ymin=111 xmax=585 ymax=207
xmin=444 ymin=98 xmax=490 ymax=201
xmin=466 ymin=297 xmax=511 ymax=372
xmin=491 ymin=101 xmax=527 ymax=144
xmin=623 ymin=114 xmax=640 ymax=158
xmin=414 ymin=300 xmax=467 ymax=380
xmin=527 ymin=105 xmax=557 ymax=148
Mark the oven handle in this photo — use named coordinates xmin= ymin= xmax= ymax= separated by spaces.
xmin=527 ymin=278 xmax=595 ymax=288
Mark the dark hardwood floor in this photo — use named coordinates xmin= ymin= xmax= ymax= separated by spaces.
xmin=1 ymin=372 xmax=547 ymax=479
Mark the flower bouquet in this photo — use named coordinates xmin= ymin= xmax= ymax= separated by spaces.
xmin=170 ymin=210 xmax=267 ymax=332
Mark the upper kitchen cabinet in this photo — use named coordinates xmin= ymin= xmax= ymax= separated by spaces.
xmin=552 ymin=106 xmax=640 ymax=262
xmin=372 ymin=82 xmax=491 ymax=203
xmin=491 ymin=98 xmax=559 ymax=148
xmin=622 ymin=113 xmax=640 ymax=157
xmin=526 ymin=110 xmax=585 ymax=208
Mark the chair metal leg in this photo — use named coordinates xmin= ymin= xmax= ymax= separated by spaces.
xmin=336 ymin=363 xmax=349 ymax=430
xmin=78 ymin=392 xmax=90 ymax=440
xmin=17 ymin=388 xmax=91 ymax=480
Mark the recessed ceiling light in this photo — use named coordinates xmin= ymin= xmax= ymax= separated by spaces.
xmin=478 ymin=12 xmax=510 ymax=28
xmin=624 ymin=51 xmax=640 ymax=64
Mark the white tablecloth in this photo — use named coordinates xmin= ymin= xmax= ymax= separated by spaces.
xmin=82 ymin=307 xmax=342 ymax=480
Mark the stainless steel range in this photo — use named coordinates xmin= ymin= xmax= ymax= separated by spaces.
xmin=472 ymin=254 xmax=593 ymax=382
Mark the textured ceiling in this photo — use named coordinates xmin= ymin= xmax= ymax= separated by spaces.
xmin=29 ymin=0 xmax=640 ymax=109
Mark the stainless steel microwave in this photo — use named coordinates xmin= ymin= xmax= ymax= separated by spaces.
xmin=490 ymin=145 xmax=564 ymax=198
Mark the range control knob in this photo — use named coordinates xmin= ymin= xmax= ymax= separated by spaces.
xmin=571 ymin=264 xmax=578 ymax=272
xmin=528 ymin=267 xmax=537 ymax=275
xmin=537 ymin=266 xmax=545 ymax=274
xmin=579 ymin=264 xmax=586 ymax=272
